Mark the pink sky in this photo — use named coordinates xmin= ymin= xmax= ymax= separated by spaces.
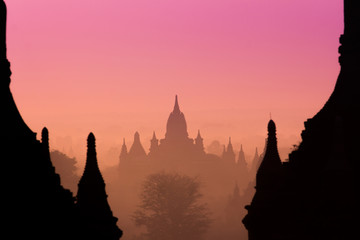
xmin=6 ymin=0 xmax=343 ymax=168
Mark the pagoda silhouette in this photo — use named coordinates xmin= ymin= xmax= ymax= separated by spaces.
xmin=150 ymin=95 xmax=207 ymax=164
xmin=77 ymin=133 xmax=122 ymax=240
xmin=1 ymin=1 xmax=121 ymax=239
xmin=243 ymin=1 xmax=359 ymax=239
xmin=118 ymin=95 xmax=218 ymax=167
xmin=118 ymin=95 xmax=253 ymax=189
xmin=119 ymin=95 xmax=253 ymax=167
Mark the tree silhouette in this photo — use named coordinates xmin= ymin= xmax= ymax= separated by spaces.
xmin=133 ymin=172 xmax=211 ymax=240
xmin=50 ymin=150 xmax=79 ymax=193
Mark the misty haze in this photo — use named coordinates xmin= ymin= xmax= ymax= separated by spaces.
xmin=1 ymin=0 xmax=358 ymax=240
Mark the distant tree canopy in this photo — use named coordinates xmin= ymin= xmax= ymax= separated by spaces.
xmin=50 ymin=150 xmax=79 ymax=193
xmin=133 ymin=172 xmax=211 ymax=240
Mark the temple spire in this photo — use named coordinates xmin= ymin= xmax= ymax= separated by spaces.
xmin=173 ymin=95 xmax=180 ymax=114
xmin=149 ymin=131 xmax=159 ymax=154
xmin=165 ymin=95 xmax=189 ymax=140
xmin=227 ymin=137 xmax=234 ymax=153
xmin=128 ymin=131 xmax=147 ymax=161
xmin=256 ymin=120 xmax=282 ymax=188
xmin=238 ymin=144 xmax=246 ymax=164
xmin=41 ymin=127 xmax=49 ymax=150
xmin=134 ymin=131 xmax=141 ymax=143
xmin=223 ymin=137 xmax=235 ymax=163
xmin=79 ymin=132 xmax=103 ymax=184
xmin=119 ymin=138 xmax=128 ymax=164
xmin=195 ymin=130 xmax=204 ymax=152
xmin=77 ymin=133 xmax=122 ymax=239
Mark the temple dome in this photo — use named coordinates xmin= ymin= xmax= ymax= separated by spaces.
xmin=165 ymin=95 xmax=189 ymax=140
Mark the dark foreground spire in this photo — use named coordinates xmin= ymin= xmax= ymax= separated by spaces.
xmin=244 ymin=1 xmax=359 ymax=239
xmin=243 ymin=120 xmax=289 ymax=240
xmin=256 ymin=120 xmax=282 ymax=189
xmin=1 ymin=1 xmax=78 ymax=239
xmin=77 ymin=133 xmax=122 ymax=240
xmin=1 ymin=0 xmax=34 ymax=140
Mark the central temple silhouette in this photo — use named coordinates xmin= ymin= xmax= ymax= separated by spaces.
xmin=118 ymin=95 xmax=252 ymax=189
xmin=121 ymin=95 xmax=218 ymax=164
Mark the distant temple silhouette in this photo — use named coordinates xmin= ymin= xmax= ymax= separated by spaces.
xmin=222 ymin=137 xmax=236 ymax=163
xmin=118 ymin=95 xmax=254 ymax=188
xmin=1 ymin=1 xmax=121 ymax=239
xmin=150 ymin=95 xmax=207 ymax=164
xmin=119 ymin=95 xmax=256 ymax=166
xmin=243 ymin=1 xmax=358 ymax=239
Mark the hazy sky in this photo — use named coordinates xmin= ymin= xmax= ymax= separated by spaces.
xmin=6 ymin=0 xmax=343 ymax=167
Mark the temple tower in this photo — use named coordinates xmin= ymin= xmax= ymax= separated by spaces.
xmin=164 ymin=95 xmax=190 ymax=142
xmin=195 ymin=130 xmax=204 ymax=152
xmin=149 ymin=131 xmax=159 ymax=155
xmin=223 ymin=137 xmax=236 ymax=163
xmin=286 ymin=1 xmax=358 ymax=238
xmin=1 ymin=1 xmax=78 ymax=239
xmin=119 ymin=138 xmax=128 ymax=164
xmin=244 ymin=1 xmax=359 ymax=239
xmin=156 ymin=95 xmax=195 ymax=163
xmin=255 ymin=120 xmax=282 ymax=190
xmin=237 ymin=145 xmax=246 ymax=165
xmin=236 ymin=144 xmax=249 ymax=184
xmin=128 ymin=131 xmax=147 ymax=161
xmin=243 ymin=120 xmax=285 ymax=240
xmin=77 ymin=133 xmax=122 ymax=240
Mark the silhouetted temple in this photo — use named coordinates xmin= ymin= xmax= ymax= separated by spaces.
xmin=243 ymin=120 xmax=294 ymax=239
xmin=118 ymin=95 xmax=254 ymax=176
xmin=154 ymin=95 xmax=207 ymax=163
xmin=243 ymin=1 xmax=358 ymax=239
xmin=119 ymin=138 xmax=128 ymax=163
xmin=1 ymin=1 xmax=77 ymax=239
xmin=129 ymin=132 xmax=147 ymax=161
xmin=236 ymin=145 xmax=249 ymax=180
xmin=77 ymin=133 xmax=122 ymax=240
xmin=255 ymin=120 xmax=282 ymax=191
xmin=1 ymin=1 xmax=121 ymax=239
xmin=222 ymin=137 xmax=236 ymax=164
xmin=119 ymin=95 xmax=215 ymax=165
